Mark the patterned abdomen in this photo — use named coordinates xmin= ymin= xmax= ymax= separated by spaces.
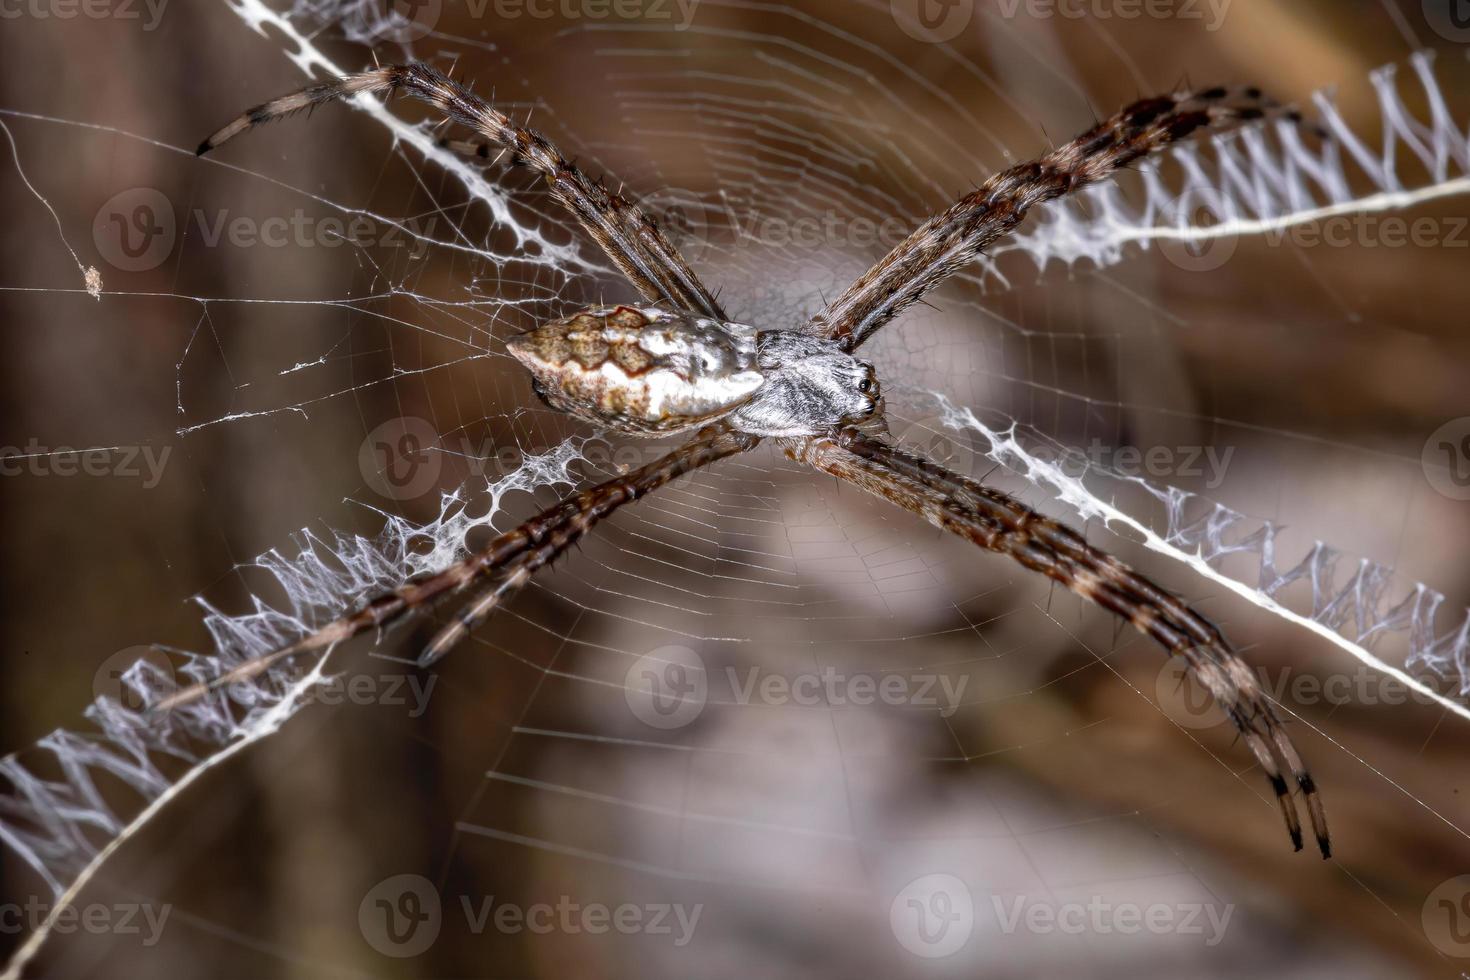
xmin=505 ymin=306 xmax=765 ymax=435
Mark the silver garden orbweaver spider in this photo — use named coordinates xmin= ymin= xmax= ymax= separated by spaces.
xmin=175 ymin=62 xmax=1329 ymax=857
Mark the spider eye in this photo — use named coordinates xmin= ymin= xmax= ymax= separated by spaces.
xmin=858 ymin=377 xmax=871 ymax=394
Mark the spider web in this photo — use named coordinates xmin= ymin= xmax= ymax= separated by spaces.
xmin=2 ymin=1 xmax=1469 ymax=976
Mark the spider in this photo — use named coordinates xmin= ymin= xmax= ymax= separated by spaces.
xmin=175 ymin=62 xmax=1330 ymax=858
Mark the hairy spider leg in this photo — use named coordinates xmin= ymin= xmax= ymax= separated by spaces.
xmin=154 ymin=426 xmax=757 ymax=711
xmin=817 ymin=87 xmax=1314 ymax=350
xmin=198 ymin=62 xmax=726 ymax=320
xmin=790 ymin=427 xmax=1330 ymax=858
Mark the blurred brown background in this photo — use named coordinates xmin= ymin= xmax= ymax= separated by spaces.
xmin=2 ymin=0 xmax=1469 ymax=977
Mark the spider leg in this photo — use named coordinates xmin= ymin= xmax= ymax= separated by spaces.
xmin=154 ymin=425 xmax=757 ymax=711
xmin=416 ymin=421 xmax=752 ymax=664
xmin=789 ymin=427 xmax=1330 ymax=858
xmin=197 ymin=63 xmax=727 ymax=321
xmin=816 ymin=87 xmax=1314 ymax=351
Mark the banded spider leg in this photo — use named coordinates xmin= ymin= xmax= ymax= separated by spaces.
xmin=789 ymin=427 xmax=1330 ymax=856
xmin=156 ymin=426 xmax=758 ymax=711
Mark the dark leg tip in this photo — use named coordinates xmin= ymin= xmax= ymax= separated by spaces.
xmin=196 ymin=140 xmax=213 ymax=157
xmin=1290 ymin=828 xmax=1303 ymax=852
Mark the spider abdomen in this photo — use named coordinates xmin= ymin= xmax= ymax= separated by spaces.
xmin=506 ymin=305 xmax=765 ymax=435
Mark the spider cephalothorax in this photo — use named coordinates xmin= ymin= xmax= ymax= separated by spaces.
xmin=508 ymin=304 xmax=880 ymax=438
xmin=185 ymin=61 xmax=1330 ymax=858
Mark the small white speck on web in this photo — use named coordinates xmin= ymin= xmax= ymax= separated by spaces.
xmin=0 ymin=117 xmax=96 ymax=296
